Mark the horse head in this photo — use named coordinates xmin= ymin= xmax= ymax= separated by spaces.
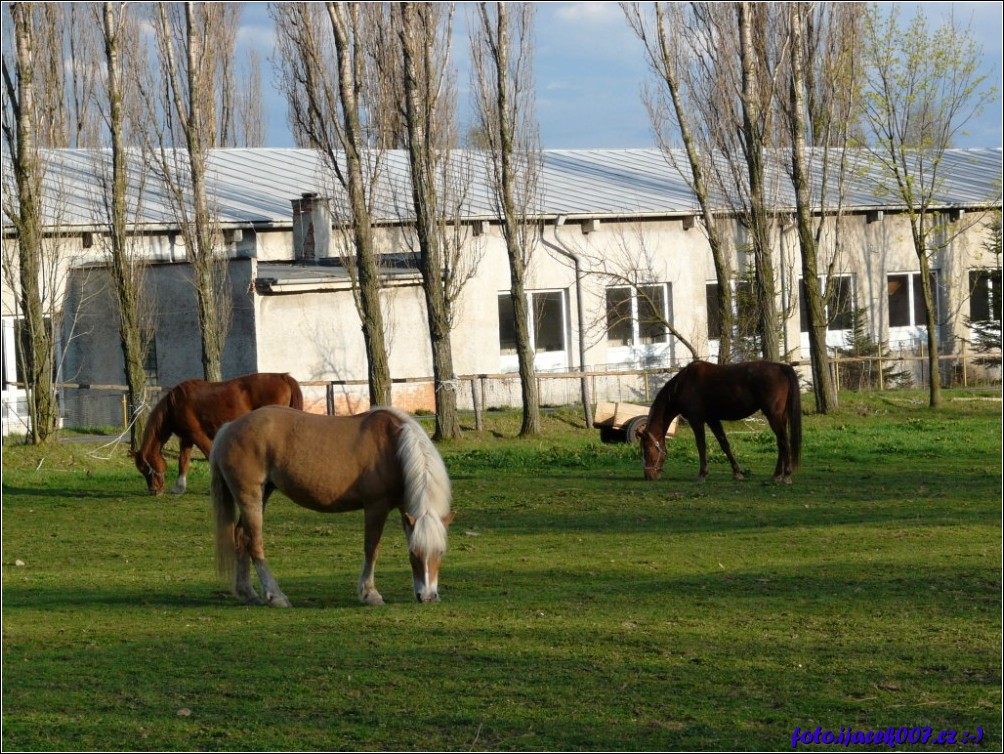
xmin=133 ymin=449 xmax=168 ymax=495
xmin=637 ymin=427 xmax=667 ymax=481
xmin=402 ymin=510 xmax=455 ymax=602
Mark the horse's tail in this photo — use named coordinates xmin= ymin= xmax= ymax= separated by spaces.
xmin=209 ymin=426 xmax=238 ymax=582
xmin=284 ymin=374 xmax=304 ymax=411
xmin=388 ymin=409 xmax=452 ymax=557
xmin=786 ymin=365 xmax=803 ymax=471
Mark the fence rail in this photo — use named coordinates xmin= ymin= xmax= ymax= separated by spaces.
xmin=2 ymin=350 xmax=1000 ymax=437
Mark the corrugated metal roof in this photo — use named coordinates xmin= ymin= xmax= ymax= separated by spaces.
xmin=3 ymin=146 xmax=1000 ymax=232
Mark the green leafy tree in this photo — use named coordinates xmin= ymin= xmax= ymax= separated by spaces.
xmin=964 ymin=212 xmax=1002 ymax=368
xmin=836 ymin=305 xmax=911 ymax=390
xmin=860 ymin=5 xmax=997 ymax=407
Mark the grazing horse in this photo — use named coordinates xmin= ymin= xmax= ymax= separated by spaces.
xmin=637 ymin=360 xmax=802 ymax=484
xmin=133 ymin=372 xmax=303 ymax=495
xmin=209 ymin=405 xmax=455 ymax=607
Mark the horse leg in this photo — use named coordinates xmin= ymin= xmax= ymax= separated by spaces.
xmin=239 ymin=493 xmax=291 ymax=608
xmin=707 ymin=418 xmax=744 ymax=480
xmin=358 ymin=506 xmax=390 ymax=605
xmin=693 ymin=422 xmax=710 ymax=482
xmin=767 ymin=413 xmax=792 ymax=484
xmin=251 ymin=558 xmax=291 ymax=608
xmin=232 ymin=518 xmax=264 ymax=605
xmin=171 ymin=442 xmax=194 ymax=495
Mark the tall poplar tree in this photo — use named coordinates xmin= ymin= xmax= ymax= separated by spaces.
xmin=395 ymin=2 xmax=478 ymax=440
xmin=273 ymin=1 xmax=393 ymax=407
xmin=98 ymin=1 xmax=150 ymax=450
xmin=1 ymin=1 xmax=59 ymax=443
xmin=471 ymin=1 xmax=542 ymax=436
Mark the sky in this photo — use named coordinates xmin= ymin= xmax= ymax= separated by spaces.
xmin=240 ymin=2 xmax=1003 ymax=151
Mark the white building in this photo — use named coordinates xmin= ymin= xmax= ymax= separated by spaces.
xmin=2 ymin=147 xmax=1001 ymax=430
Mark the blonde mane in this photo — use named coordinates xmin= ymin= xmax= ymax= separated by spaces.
xmin=377 ymin=407 xmax=452 ymax=557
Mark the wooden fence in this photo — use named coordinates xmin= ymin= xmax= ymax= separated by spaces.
xmin=7 ymin=348 xmax=994 ymax=436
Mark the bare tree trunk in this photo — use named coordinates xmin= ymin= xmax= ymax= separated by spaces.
xmin=328 ymin=3 xmax=392 ymax=407
xmin=35 ymin=3 xmax=66 ymax=148
xmin=915 ymin=220 xmax=942 ymax=408
xmin=471 ymin=2 xmax=541 ymax=436
xmin=623 ymin=2 xmax=736 ymax=362
xmin=236 ymin=49 xmax=264 ymax=147
xmin=272 ymin=2 xmax=392 ymax=407
xmin=398 ymin=2 xmax=462 ymax=440
xmin=737 ymin=2 xmax=780 ymax=362
xmin=100 ymin=1 xmax=148 ymax=450
xmin=149 ymin=2 xmax=233 ymax=382
xmin=788 ymin=3 xmax=837 ymax=412
xmin=66 ymin=3 xmax=103 ymax=148
xmin=2 ymin=2 xmax=59 ymax=443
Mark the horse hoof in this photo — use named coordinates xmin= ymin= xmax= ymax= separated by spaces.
xmin=734 ymin=473 xmax=746 ymax=481
xmin=267 ymin=595 xmax=292 ymax=608
xmin=359 ymin=590 xmax=385 ymax=606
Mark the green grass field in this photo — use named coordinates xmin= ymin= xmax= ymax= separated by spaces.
xmin=2 ymin=390 xmax=1001 ymax=751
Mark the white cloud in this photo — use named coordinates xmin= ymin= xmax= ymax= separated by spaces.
xmin=550 ymin=1 xmax=625 ymax=26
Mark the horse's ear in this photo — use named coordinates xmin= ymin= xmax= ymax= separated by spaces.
xmin=404 ymin=513 xmax=417 ymax=527
xmin=442 ymin=511 xmax=456 ymax=527
xmin=635 ymin=426 xmax=648 ymax=441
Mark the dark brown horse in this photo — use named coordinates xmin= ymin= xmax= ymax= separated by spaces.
xmin=637 ymin=360 xmax=802 ymax=484
xmin=209 ymin=405 xmax=454 ymax=607
xmin=133 ymin=372 xmax=303 ymax=495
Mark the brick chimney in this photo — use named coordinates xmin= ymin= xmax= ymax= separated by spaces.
xmin=291 ymin=193 xmax=332 ymax=262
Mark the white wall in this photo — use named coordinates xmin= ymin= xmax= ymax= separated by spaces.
xmin=19 ymin=203 xmax=1002 ymax=425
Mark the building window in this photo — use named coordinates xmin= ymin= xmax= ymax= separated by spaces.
xmin=143 ymin=332 xmax=159 ymax=384
xmin=800 ymin=276 xmax=854 ymax=332
xmin=533 ymin=291 xmax=566 ymax=353
xmin=888 ymin=271 xmax=939 ymax=328
xmin=706 ymin=280 xmax=757 ymax=340
xmin=2 ymin=317 xmax=20 ymax=389
xmin=2 ymin=315 xmax=58 ymax=389
xmin=498 ymin=290 xmax=567 ymax=356
xmin=606 ymin=284 xmax=670 ymax=347
xmin=969 ymin=269 xmax=1001 ymax=323
xmin=498 ymin=295 xmax=518 ymax=355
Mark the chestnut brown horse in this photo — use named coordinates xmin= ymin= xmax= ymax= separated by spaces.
xmin=133 ymin=372 xmax=303 ymax=495
xmin=637 ymin=360 xmax=802 ymax=484
xmin=209 ymin=406 xmax=454 ymax=607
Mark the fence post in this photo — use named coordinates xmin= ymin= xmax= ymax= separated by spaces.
xmin=920 ymin=341 xmax=926 ymax=388
xmin=121 ymin=393 xmax=128 ymax=429
xmin=480 ymin=375 xmax=487 ymax=423
xmin=962 ymin=340 xmax=969 ymax=388
xmin=471 ymin=377 xmax=483 ymax=431
xmin=581 ymin=373 xmax=593 ymax=428
xmin=326 ymin=383 xmax=335 ymax=415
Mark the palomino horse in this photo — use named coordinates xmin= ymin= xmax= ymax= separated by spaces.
xmin=637 ymin=360 xmax=802 ymax=484
xmin=209 ymin=405 xmax=455 ymax=607
xmin=133 ymin=372 xmax=303 ymax=495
